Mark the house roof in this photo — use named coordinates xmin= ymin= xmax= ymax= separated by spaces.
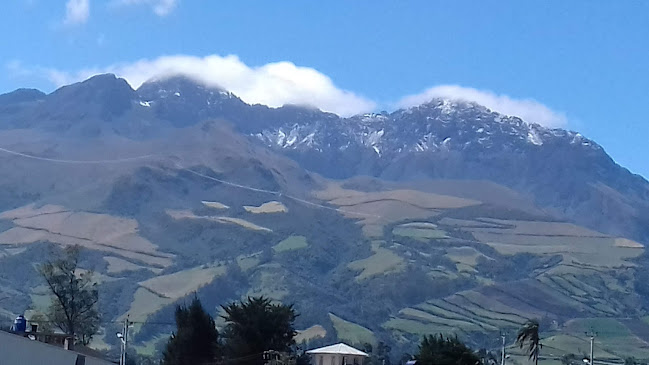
xmin=0 ymin=330 xmax=114 ymax=365
xmin=306 ymin=343 xmax=369 ymax=357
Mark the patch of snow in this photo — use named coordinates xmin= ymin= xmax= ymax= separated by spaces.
xmin=139 ymin=101 xmax=151 ymax=107
xmin=527 ymin=129 xmax=543 ymax=146
xmin=441 ymin=137 xmax=452 ymax=150
xmin=494 ymin=116 xmax=502 ymax=123
xmin=439 ymin=99 xmax=453 ymax=114
xmin=276 ymin=130 xmax=286 ymax=146
xmin=285 ymin=130 xmax=298 ymax=147
xmin=372 ymin=145 xmax=381 ymax=156
xmin=570 ymin=133 xmax=583 ymax=145
xmin=361 ymin=113 xmax=388 ymax=123
xmin=174 ymin=92 xmax=181 ymax=97
xmin=476 ymin=128 xmax=484 ymax=133
xmin=366 ymin=129 xmax=384 ymax=146
xmin=300 ymin=133 xmax=316 ymax=146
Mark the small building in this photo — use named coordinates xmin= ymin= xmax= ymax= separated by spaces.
xmin=0 ymin=329 xmax=114 ymax=365
xmin=307 ymin=343 xmax=369 ymax=365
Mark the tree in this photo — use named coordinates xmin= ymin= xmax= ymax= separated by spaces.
xmin=162 ymin=297 xmax=220 ymax=365
xmin=364 ymin=342 xmax=392 ymax=365
xmin=221 ymin=296 xmax=297 ymax=365
xmin=415 ymin=334 xmax=479 ymax=365
xmin=37 ymin=245 xmax=99 ymax=345
xmin=516 ymin=319 xmax=542 ymax=365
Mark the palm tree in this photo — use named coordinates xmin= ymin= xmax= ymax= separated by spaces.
xmin=516 ymin=319 xmax=541 ymax=365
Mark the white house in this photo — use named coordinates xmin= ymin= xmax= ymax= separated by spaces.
xmin=307 ymin=343 xmax=369 ymax=365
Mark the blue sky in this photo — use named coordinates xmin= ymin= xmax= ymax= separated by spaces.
xmin=2 ymin=0 xmax=648 ymax=177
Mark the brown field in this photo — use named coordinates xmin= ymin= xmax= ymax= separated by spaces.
xmin=471 ymin=218 xmax=609 ymax=237
xmin=139 ymin=266 xmax=227 ymax=299
xmin=0 ymin=203 xmax=68 ymax=220
xmin=0 ymin=204 xmax=175 ymax=267
xmin=615 ymin=238 xmax=644 ymax=248
xmin=166 ymin=209 xmax=272 ymax=232
xmin=0 ymin=226 xmax=173 ymax=267
xmin=437 ymin=217 xmax=507 ymax=228
xmin=316 ymin=185 xmax=480 ymax=209
xmin=104 ymin=256 xmax=162 ymax=274
xmin=243 ymin=201 xmax=288 ymax=214
xmin=120 ymin=287 xmax=173 ymax=322
xmin=314 ymin=183 xmax=480 ymax=238
xmin=201 ymin=201 xmax=230 ymax=209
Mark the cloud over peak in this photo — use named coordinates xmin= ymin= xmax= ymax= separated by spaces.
xmin=398 ymin=85 xmax=567 ymax=128
xmin=13 ymin=54 xmax=567 ymax=125
xmin=42 ymin=54 xmax=377 ymax=117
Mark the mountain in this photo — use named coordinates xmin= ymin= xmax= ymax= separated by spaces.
xmin=0 ymin=74 xmax=648 ymax=361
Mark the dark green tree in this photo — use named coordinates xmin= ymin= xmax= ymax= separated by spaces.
xmin=221 ymin=296 xmax=297 ymax=365
xmin=363 ymin=342 xmax=392 ymax=365
xmin=415 ymin=334 xmax=479 ymax=365
xmin=516 ymin=319 xmax=542 ymax=365
xmin=37 ymin=245 xmax=99 ymax=345
xmin=162 ymin=297 xmax=220 ymax=365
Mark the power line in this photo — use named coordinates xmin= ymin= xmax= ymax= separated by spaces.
xmin=0 ymin=144 xmax=382 ymax=218
xmin=0 ymin=146 xmax=156 ymax=164
xmin=181 ymin=166 xmax=381 ymax=219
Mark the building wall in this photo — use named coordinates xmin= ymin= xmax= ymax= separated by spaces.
xmin=0 ymin=331 xmax=113 ymax=365
xmin=314 ymin=354 xmax=365 ymax=365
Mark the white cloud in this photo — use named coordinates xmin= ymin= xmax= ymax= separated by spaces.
xmin=116 ymin=0 xmax=178 ymax=16
xmin=63 ymin=0 xmax=90 ymax=25
xmin=398 ymin=85 xmax=567 ymax=128
xmin=40 ymin=54 xmax=377 ymax=117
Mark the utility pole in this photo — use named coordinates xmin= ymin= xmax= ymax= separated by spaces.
xmin=589 ymin=333 xmax=595 ymax=365
xmin=501 ymin=334 xmax=506 ymax=365
xmin=586 ymin=331 xmax=596 ymax=365
xmin=124 ymin=315 xmax=130 ymax=365
xmin=118 ymin=315 xmax=130 ymax=365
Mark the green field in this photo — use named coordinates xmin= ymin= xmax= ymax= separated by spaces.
xmin=383 ymin=318 xmax=460 ymax=337
xmin=295 ymin=325 xmax=327 ymax=343
xmin=246 ymin=265 xmax=290 ymax=300
xmin=237 ymin=254 xmax=261 ymax=271
xmin=329 ymin=313 xmax=376 ymax=346
xmin=347 ymin=243 xmax=404 ymax=281
xmin=273 ymin=236 xmax=308 ymax=253
xmin=393 ymin=227 xmax=447 ymax=240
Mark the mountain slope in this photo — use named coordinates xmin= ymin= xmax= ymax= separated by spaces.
xmin=0 ymin=75 xmax=647 ymax=360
